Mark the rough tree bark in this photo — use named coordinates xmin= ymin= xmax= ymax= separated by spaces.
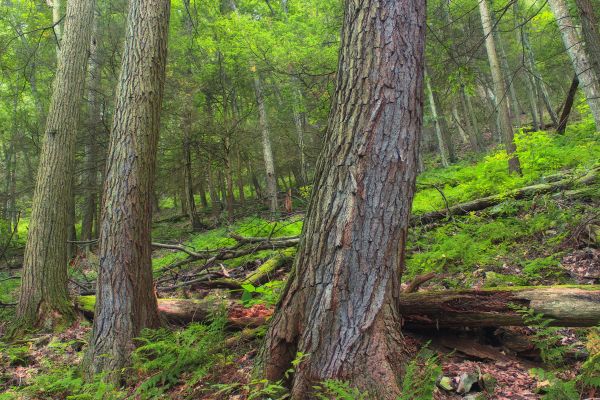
xmin=14 ymin=0 xmax=95 ymax=330
xmin=260 ymin=0 xmax=425 ymax=397
xmin=84 ymin=0 xmax=170 ymax=381
xmin=548 ymin=0 xmax=600 ymax=129
xmin=479 ymin=0 xmax=521 ymax=174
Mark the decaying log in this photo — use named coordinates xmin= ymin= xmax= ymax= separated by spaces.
xmin=77 ymin=296 xmax=271 ymax=328
xmin=412 ymin=167 xmax=599 ymax=226
xmin=399 ymin=285 xmax=600 ymax=328
xmin=159 ymin=248 xmax=295 ymax=291
xmin=78 ymin=285 xmax=600 ymax=329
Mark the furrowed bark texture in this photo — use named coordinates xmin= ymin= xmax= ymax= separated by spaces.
xmin=84 ymin=0 xmax=170 ymax=380
xmin=479 ymin=0 xmax=521 ymax=174
xmin=548 ymin=0 xmax=600 ymax=129
xmin=261 ymin=0 xmax=425 ymax=398
xmin=15 ymin=0 xmax=95 ymax=330
xmin=400 ymin=286 xmax=600 ymax=328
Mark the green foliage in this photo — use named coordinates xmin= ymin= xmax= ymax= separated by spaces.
xmin=241 ymin=280 xmax=285 ymax=307
xmin=513 ymin=306 xmax=570 ymax=367
xmin=412 ymin=128 xmax=600 ymax=215
xmin=405 ymin=198 xmax=578 ymax=285
xmin=313 ymin=380 xmax=370 ymax=399
xmin=152 ymin=216 xmax=303 ymax=275
xmin=399 ymin=346 xmax=442 ymax=400
xmin=132 ymin=317 xmax=228 ymax=398
xmin=530 ymin=369 xmax=579 ymax=400
xmin=1 ymin=367 xmax=126 ymax=400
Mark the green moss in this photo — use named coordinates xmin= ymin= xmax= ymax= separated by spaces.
xmin=77 ymin=295 xmax=96 ymax=313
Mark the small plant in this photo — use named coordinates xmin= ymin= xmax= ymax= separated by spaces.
xmin=399 ymin=346 xmax=442 ymax=400
xmin=132 ymin=316 xmax=227 ymax=397
xmin=241 ymin=280 xmax=285 ymax=307
xmin=314 ymin=380 xmax=370 ymax=399
xmin=512 ymin=305 xmax=571 ymax=367
xmin=530 ymin=368 xmax=579 ymax=400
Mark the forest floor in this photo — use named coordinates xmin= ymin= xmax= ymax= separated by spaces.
xmin=1 ymin=124 xmax=600 ymax=399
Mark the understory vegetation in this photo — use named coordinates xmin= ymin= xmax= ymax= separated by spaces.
xmin=1 ymin=124 xmax=599 ymax=399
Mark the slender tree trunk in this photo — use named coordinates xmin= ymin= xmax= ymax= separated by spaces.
xmin=494 ymin=24 xmax=521 ymax=128
xmin=425 ymin=72 xmax=454 ymax=167
xmin=451 ymin=105 xmax=469 ymax=144
xmin=291 ymin=84 xmax=307 ymax=185
xmin=84 ymin=0 xmax=170 ymax=381
xmin=181 ymin=0 xmax=201 ymax=231
xmin=253 ymin=71 xmax=278 ymax=213
xmin=462 ymin=86 xmax=483 ymax=149
xmin=459 ymin=86 xmax=482 ymax=151
xmin=14 ymin=0 xmax=95 ymax=330
xmin=574 ymin=0 xmax=600 ymax=79
xmin=81 ymin=10 xmax=100 ymax=248
xmin=548 ymin=0 xmax=600 ymax=129
xmin=47 ymin=0 xmax=62 ymax=53
xmin=224 ymin=139 xmax=235 ymax=222
xmin=479 ymin=0 xmax=522 ymax=174
xmin=260 ymin=0 xmax=425 ymax=396
xmin=236 ymin=148 xmax=245 ymax=205
xmin=557 ymin=75 xmax=580 ymax=134
xmin=207 ymin=161 xmax=221 ymax=220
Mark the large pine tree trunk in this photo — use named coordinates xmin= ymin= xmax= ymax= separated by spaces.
xmin=260 ymin=0 xmax=425 ymax=397
xmin=548 ymin=0 xmax=600 ymax=129
xmin=15 ymin=0 xmax=95 ymax=330
xmin=479 ymin=0 xmax=521 ymax=175
xmin=84 ymin=0 xmax=170 ymax=380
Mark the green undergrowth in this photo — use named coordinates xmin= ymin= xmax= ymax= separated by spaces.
xmin=405 ymin=195 xmax=596 ymax=288
xmin=152 ymin=216 xmax=303 ymax=275
xmin=413 ymin=122 xmax=600 ymax=214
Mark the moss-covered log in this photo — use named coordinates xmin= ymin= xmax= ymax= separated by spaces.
xmin=77 ymin=296 xmax=270 ymax=328
xmin=399 ymin=285 xmax=600 ymax=328
xmin=79 ymin=285 xmax=600 ymax=329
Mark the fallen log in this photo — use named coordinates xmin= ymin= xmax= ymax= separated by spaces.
xmin=399 ymin=285 xmax=600 ymax=328
xmin=77 ymin=285 xmax=600 ymax=329
xmin=411 ymin=167 xmax=599 ymax=226
xmin=77 ymin=296 xmax=271 ymax=328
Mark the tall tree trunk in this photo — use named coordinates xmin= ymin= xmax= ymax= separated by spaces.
xmin=207 ymin=161 xmax=221 ymax=220
xmin=462 ymin=86 xmax=483 ymax=149
xmin=548 ymin=0 xmax=600 ymax=129
xmin=47 ymin=0 xmax=62 ymax=52
xmin=492 ymin=13 xmax=521 ymax=128
xmin=81 ymin=10 xmax=100 ymax=248
xmin=84 ymin=0 xmax=170 ymax=381
xmin=557 ymin=75 xmax=580 ymax=134
xmin=14 ymin=0 xmax=95 ymax=330
xmin=181 ymin=0 xmax=201 ymax=231
xmin=574 ymin=0 xmax=600 ymax=79
xmin=224 ymin=138 xmax=235 ymax=222
xmin=260 ymin=0 xmax=425 ymax=397
xmin=236 ymin=148 xmax=245 ymax=205
xmin=479 ymin=0 xmax=522 ymax=174
xmin=425 ymin=72 xmax=454 ymax=167
xmin=459 ymin=86 xmax=482 ymax=151
xmin=291 ymin=84 xmax=307 ymax=186
xmin=253 ymin=71 xmax=278 ymax=213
